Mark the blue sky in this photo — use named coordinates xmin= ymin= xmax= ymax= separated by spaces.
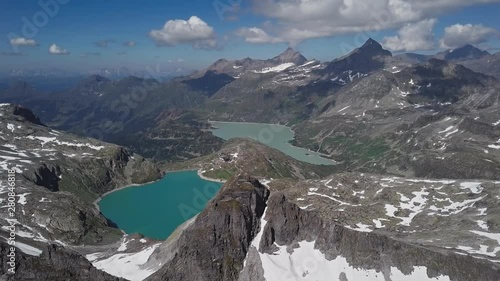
xmin=1 ymin=0 xmax=499 ymax=74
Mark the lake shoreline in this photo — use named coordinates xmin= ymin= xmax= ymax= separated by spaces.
xmin=208 ymin=120 xmax=286 ymax=126
xmin=209 ymin=120 xmax=336 ymax=165
xmin=197 ymin=169 xmax=227 ymax=183
xmin=93 ymin=169 xmax=226 ymax=211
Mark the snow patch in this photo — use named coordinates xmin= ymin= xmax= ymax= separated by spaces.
xmin=7 ymin=124 xmax=15 ymax=132
xmin=459 ymin=182 xmax=483 ymax=194
xmin=254 ymin=63 xmax=295 ymax=74
xmin=89 ymin=243 xmax=161 ymax=281
xmin=258 ymin=240 xmax=450 ymax=281
xmin=15 ymin=241 xmax=43 ymax=256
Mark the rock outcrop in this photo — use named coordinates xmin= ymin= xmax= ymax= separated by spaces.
xmin=146 ymin=175 xmax=270 ymax=281
xmin=0 ymin=242 xmax=125 ymax=281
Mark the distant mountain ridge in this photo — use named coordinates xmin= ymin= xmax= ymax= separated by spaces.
xmin=1 ymin=38 xmax=500 ymax=165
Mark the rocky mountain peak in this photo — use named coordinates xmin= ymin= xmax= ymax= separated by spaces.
xmin=445 ymin=44 xmax=491 ymax=61
xmin=322 ymin=38 xmax=392 ymax=75
xmin=0 ymin=104 xmax=43 ymax=125
xmin=272 ymin=47 xmax=308 ymax=65
xmin=358 ymin=38 xmax=392 ymax=57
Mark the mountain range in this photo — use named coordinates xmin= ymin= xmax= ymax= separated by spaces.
xmin=1 ymin=39 xmax=500 ymax=280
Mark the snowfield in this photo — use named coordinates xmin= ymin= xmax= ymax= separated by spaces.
xmin=254 ymin=63 xmax=295 ymax=74
xmin=88 ymin=243 xmax=162 ymax=281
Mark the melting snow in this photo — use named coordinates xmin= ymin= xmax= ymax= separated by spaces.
xmin=439 ymin=126 xmax=458 ymax=138
xmin=373 ymin=219 xmax=387 ymax=229
xmin=258 ymin=240 xmax=450 ymax=281
xmin=7 ymin=124 xmax=15 ymax=132
xmin=428 ymin=196 xmax=485 ymax=216
xmin=254 ymin=63 xmax=295 ymax=74
xmin=338 ymin=106 xmax=351 ymax=113
xmin=117 ymin=237 xmax=131 ymax=252
xmin=89 ymin=243 xmax=161 ymax=281
xmin=15 ymin=241 xmax=43 ymax=256
xmin=346 ymin=223 xmax=372 ymax=233
xmin=456 ymin=245 xmax=500 ymax=257
xmin=459 ymin=182 xmax=483 ymax=194
xmin=477 ymin=220 xmax=489 ymax=231
xmin=17 ymin=193 xmax=30 ymax=205
xmin=471 ymin=230 xmax=500 ymax=245
xmin=25 ymin=136 xmax=105 ymax=150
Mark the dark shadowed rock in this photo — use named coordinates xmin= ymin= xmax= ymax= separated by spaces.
xmin=146 ymin=175 xmax=270 ymax=281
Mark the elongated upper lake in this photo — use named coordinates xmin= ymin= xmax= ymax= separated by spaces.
xmin=98 ymin=170 xmax=223 ymax=240
xmin=210 ymin=121 xmax=335 ymax=165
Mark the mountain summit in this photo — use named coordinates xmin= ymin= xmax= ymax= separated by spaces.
xmin=444 ymin=44 xmax=491 ymax=61
xmin=357 ymin=38 xmax=392 ymax=57
xmin=322 ymin=38 xmax=392 ymax=75
xmin=272 ymin=47 xmax=308 ymax=65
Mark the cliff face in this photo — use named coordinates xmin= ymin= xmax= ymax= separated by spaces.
xmin=255 ymin=193 xmax=500 ymax=281
xmin=0 ymin=104 xmax=161 ymax=246
xmin=146 ymin=175 xmax=270 ymax=281
xmin=0 ymin=242 xmax=125 ymax=281
xmin=145 ymin=174 xmax=500 ymax=281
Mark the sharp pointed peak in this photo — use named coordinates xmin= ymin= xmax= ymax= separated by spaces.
xmin=273 ymin=47 xmax=308 ymax=64
xmin=282 ymin=46 xmax=297 ymax=53
xmin=349 ymin=38 xmax=392 ymax=57
xmin=361 ymin=38 xmax=383 ymax=48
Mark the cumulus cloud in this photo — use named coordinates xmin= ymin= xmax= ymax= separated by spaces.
xmin=383 ymin=19 xmax=437 ymax=52
xmin=149 ymin=16 xmax=218 ymax=49
xmin=9 ymin=37 xmax=38 ymax=46
xmin=439 ymin=24 xmax=499 ymax=48
xmin=123 ymin=41 xmax=136 ymax=47
xmin=235 ymin=27 xmax=284 ymax=44
xmin=48 ymin=43 xmax=70 ymax=55
xmin=236 ymin=0 xmax=500 ymax=45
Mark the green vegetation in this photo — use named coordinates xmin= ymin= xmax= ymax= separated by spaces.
xmin=327 ymin=136 xmax=390 ymax=161
xmin=204 ymin=168 xmax=238 ymax=181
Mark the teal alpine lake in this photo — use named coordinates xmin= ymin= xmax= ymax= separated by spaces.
xmin=210 ymin=121 xmax=335 ymax=165
xmin=98 ymin=170 xmax=223 ymax=240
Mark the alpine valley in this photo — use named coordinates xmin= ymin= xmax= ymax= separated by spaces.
xmin=1 ymin=39 xmax=500 ymax=281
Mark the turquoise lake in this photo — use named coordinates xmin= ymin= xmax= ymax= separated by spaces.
xmin=98 ymin=170 xmax=223 ymax=240
xmin=210 ymin=121 xmax=335 ymax=165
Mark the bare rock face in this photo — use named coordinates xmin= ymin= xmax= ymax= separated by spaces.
xmin=0 ymin=104 xmax=161 ymax=246
xmin=145 ymin=174 xmax=500 ymax=281
xmin=146 ymin=175 xmax=270 ymax=281
xmin=257 ymin=191 xmax=500 ymax=281
xmin=271 ymin=47 xmax=308 ymax=66
xmin=0 ymin=242 xmax=125 ymax=281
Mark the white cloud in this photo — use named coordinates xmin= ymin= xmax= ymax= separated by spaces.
xmin=9 ymin=37 xmax=38 ymax=46
xmin=439 ymin=24 xmax=499 ymax=49
xmin=237 ymin=0 xmax=500 ymax=45
xmin=383 ymin=19 xmax=437 ymax=51
xmin=235 ymin=27 xmax=284 ymax=44
xmin=149 ymin=16 xmax=217 ymax=49
xmin=48 ymin=43 xmax=70 ymax=55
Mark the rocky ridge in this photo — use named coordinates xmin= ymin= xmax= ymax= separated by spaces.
xmin=142 ymin=172 xmax=500 ymax=281
xmin=0 ymin=103 xmax=160 ymax=249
